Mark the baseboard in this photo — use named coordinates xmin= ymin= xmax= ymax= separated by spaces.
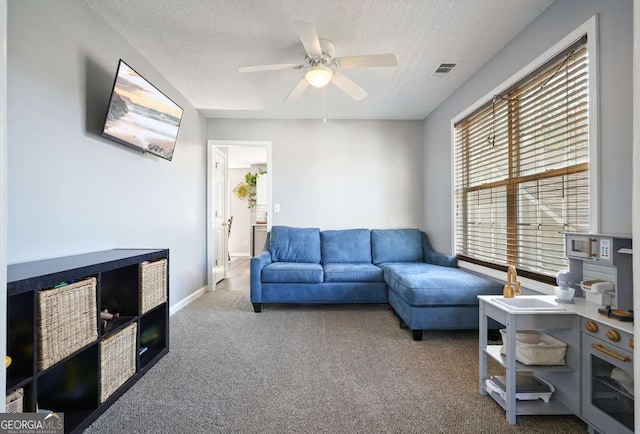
xmin=230 ymin=252 xmax=250 ymax=257
xmin=169 ymin=286 xmax=206 ymax=316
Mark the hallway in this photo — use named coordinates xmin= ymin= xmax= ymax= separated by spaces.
xmin=216 ymin=257 xmax=250 ymax=292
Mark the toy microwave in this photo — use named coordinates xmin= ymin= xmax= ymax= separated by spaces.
xmin=580 ymin=280 xmax=614 ymax=294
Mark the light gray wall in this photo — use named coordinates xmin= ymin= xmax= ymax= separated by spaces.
xmin=208 ymin=119 xmax=424 ymax=229
xmin=0 ymin=0 xmax=6 ymax=413
xmin=229 ymin=168 xmax=250 ymax=255
xmin=633 ymin=0 xmax=639 ymax=409
xmin=7 ymin=0 xmax=208 ymax=305
xmin=422 ymin=0 xmax=633 ymax=253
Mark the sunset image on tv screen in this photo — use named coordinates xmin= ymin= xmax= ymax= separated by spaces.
xmin=103 ymin=60 xmax=183 ymax=161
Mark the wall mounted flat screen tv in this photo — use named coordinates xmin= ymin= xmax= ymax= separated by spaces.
xmin=102 ymin=59 xmax=183 ymax=161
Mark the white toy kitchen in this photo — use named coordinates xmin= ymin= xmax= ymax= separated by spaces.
xmin=478 ymin=233 xmax=633 ymax=434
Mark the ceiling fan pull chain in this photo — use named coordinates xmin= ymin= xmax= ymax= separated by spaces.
xmin=323 ymin=86 xmax=327 ymax=123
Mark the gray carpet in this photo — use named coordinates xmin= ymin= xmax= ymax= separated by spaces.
xmin=86 ymin=267 xmax=587 ymax=433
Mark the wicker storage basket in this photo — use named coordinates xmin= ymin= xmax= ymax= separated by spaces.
xmin=140 ymin=259 xmax=167 ymax=314
xmin=101 ymin=322 xmax=137 ymax=402
xmin=37 ymin=278 xmax=98 ymax=371
xmin=5 ymin=388 xmax=24 ymax=413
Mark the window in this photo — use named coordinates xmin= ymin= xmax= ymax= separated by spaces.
xmin=454 ymin=36 xmax=590 ymax=281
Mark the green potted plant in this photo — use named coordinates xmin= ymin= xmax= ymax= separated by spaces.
xmin=233 ymin=169 xmax=266 ymax=209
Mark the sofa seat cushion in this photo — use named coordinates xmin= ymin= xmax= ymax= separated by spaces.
xmin=371 ymin=229 xmax=423 ymax=264
xmin=321 ymin=229 xmax=372 ymax=263
xmin=270 ymin=226 xmax=321 ymax=263
xmin=380 ymin=263 xmax=502 ymax=306
xmin=323 ymin=263 xmax=383 ymax=283
xmin=262 ymin=262 xmax=323 ymax=283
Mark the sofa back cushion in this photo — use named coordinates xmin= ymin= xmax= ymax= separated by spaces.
xmin=321 ymin=229 xmax=372 ymax=263
xmin=270 ymin=226 xmax=321 ymax=263
xmin=371 ymin=229 xmax=423 ymax=264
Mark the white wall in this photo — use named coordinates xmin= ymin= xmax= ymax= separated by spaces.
xmin=633 ymin=0 xmax=639 ymax=418
xmin=0 ymin=0 xmax=6 ymax=413
xmin=422 ymin=0 xmax=634 ymax=253
xmin=229 ymin=168 xmax=250 ymax=255
xmin=7 ymin=0 xmax=208 ymax=305
xmin=208 ymin=119 xmax=424 ymax=229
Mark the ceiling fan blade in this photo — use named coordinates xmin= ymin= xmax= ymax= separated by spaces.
xmin=238 ymin=63 xmax=304 ymax=73
xmin=330 ymin=73 xmax=368 ymax=101
xmin=334 ymin=54 xmax=397 ymax=69
xmin=293 ymin=21 xmax=322 ymax=57
xmin=284 ymin=78 xmax=310 ymax=102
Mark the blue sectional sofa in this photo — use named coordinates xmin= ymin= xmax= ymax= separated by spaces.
xmin=250 ymin=226 xmax=503 ymax=340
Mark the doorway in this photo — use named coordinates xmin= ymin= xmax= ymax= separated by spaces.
xmin=212 ymin=149 xmax=227 ymax=284
xmin=207 ymin=140 xmax=272 ymax=291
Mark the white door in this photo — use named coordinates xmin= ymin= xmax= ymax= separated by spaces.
xmin=213 ymin=150 xmax=227 ymax=284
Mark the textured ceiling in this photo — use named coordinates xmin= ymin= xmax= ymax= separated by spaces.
xmin=86 ymin=0 xmax=555 ymax=120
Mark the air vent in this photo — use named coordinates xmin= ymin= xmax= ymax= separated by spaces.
xmin=433 ymin=62 xmax=458 ymax=77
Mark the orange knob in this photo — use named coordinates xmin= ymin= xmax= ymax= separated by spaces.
xmin=585 ymin=321 xmax=598 ymax=333
xmin=630 ymin=339 xmax=634 ymax=349
xmin=606 ymin=329 xmax=621 ymax=342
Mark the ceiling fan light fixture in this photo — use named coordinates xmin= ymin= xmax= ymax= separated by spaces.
xmin=305 ymin=64 xmax=333 ymax=87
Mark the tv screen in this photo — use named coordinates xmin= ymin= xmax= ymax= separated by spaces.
xmin=102 ymin=59 xmax=183 ymax=161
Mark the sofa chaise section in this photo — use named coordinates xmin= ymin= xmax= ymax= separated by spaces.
xmin=371 ymin=229 xmax=503 ymax=340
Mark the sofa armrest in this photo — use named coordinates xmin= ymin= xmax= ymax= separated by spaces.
xmin=250 ymin=250 xmax=272 ymax=303
xmin=421 ymin=231 xmax=457 ymax=268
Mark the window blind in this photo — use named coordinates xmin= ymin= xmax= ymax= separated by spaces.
xmin=454 ymin=37 xmax=589 ymax=279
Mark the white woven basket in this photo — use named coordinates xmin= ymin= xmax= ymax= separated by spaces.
xmin=499 ymin=329 xmax=567 ymax=365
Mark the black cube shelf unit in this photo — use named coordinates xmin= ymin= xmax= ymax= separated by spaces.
xmin=6 ymin=249 xmax=169 ymax=433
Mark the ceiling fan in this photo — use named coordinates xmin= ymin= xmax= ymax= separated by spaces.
xmin=238 ymin=21 xmax=397 ymax=102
